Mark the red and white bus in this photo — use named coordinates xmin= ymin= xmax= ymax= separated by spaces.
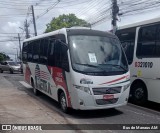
xmin=22 ymin=27 xmax=130 ymax=113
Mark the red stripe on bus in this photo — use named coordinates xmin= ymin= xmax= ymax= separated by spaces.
xmin=48 ymin=66 xmax=71 ymax=107
xmin=99 ymin=76 xmax=127 ymax=85
xmin=25 ymin=63 xmax=31 ymax=84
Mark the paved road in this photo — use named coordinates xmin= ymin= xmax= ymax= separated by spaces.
xmin=0 ymin=72 xmax=160 ymax=133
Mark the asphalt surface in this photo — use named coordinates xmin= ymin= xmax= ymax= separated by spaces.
xmin=0 ymin=72 xmax=160 ymax=133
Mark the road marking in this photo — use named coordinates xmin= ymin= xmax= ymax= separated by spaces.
xmin=19 ymin=81 xmax=32 ymax=88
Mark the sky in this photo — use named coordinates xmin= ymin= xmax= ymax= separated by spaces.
xmin=0 ymin=0 xmax=160 ymax=60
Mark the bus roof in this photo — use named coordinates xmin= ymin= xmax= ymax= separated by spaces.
xmin=118 ymin=17 xmax=160 ymax=30
xmin=23 ymin=27 xmax=114 ymax=43
xmin=23 ymin=28 xmax=66 ymax=42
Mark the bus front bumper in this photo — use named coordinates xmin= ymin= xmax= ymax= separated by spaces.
xmin=77 ymin=102 xmax=127 ymax=110
xmin=72 ymin=87 xmax=130 ymax=110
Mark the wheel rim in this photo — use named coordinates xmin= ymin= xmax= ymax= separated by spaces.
xmin=61 ymin=96 xmax=67 ymax=111
xmin=135 ymin=88 xmax=144 ymax=100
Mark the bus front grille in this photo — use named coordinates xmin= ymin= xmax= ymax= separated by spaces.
xmin=92 ymin=87 xmax=121 ymax=95
xmin=96 ymin=98 xmax=118 ymax=105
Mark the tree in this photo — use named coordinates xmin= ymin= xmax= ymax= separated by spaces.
xmin=0 ymin=54 xmax=4 ymax=62
xmin=0 ymin=53 xmax=10 ymax=62
xmin=45 ymin=14 xmax=90 ymax=32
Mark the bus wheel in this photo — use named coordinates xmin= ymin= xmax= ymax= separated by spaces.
xmin=59 ymin=92 xmax=68 ymax=113
xmin=131 ymin=83 xmax=147 ymax=105
xmin=31 ymin=80 xmax=38 ymax=96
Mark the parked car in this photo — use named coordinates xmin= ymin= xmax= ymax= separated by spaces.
xmin=0 ymin=61 xmax=21 ymax=74
xmin=16 ymin=61 xmax=23 ymax=74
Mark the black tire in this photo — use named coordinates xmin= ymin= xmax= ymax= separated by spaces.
xmin=10 ymin=69 xmax=13 ymax=74
xmin=0 ymin=69 xmax=3 ymax=73
xmin=130 ymin=83 xmax=147 ymax=105
xmin=31 ymin=80 xmax=39 ymax=96
xmin=59 ymin=92 xmax=69 ymax=113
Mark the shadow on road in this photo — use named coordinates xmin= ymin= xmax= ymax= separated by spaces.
xmin=144 ymin=101 xmax=160 ymax=111
xmin=68 ymin=108 xmax=123 ymax=119
xmin=129 ymin=101 xmax=160 ymax=112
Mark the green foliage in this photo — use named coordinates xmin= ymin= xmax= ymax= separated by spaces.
xmin=0 ymin=54 xmax=4 ymax=62
xmin=45 ymin=14 xmax=90 ymax=32
xmin=0 ymin=53 xmax=10 ymax=62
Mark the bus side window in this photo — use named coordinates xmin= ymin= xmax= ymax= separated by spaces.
xmin=61 ymin=44 xmax=69 ymax=72
xmin=137 ymin=25 xmax=157 ymax=57
xmin=54 ymin=40 xmax=62 ymax=68
xmin=22 ymin=42 xmax=28 ymax=63
xmin=116 ymin=28 xmax=136 ymax=65
xmin=32 ymin=40 xmax=40 ymax=63
xmin=54 ymin=40 xmax=69 ymax=71
xmin=156 ymin=25 xmax=160 ymax=56
xmin=48 ymin=39 xmax=55 ymax=66
xmin=39 ymin=38 xmax=49 ymax=65
xmin=27 ymin=42 xmax=33 ymax=62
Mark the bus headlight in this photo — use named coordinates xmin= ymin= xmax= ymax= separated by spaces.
xmin=123 ymin=83 xmax=130 ymax=92
xmin=73 ymin=85 xmax=92 ymax=95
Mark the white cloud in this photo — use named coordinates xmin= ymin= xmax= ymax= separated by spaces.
xmin=8 ymin=21 xmax=21 ymax=28
xmin=2 ymin=21 xmax=21 ymax=34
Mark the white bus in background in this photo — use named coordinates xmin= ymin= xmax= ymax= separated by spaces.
xmin=116 ymin=18 xmax=160 ymax=105
xmin=22 ymin=27 xmax=130 ymax=113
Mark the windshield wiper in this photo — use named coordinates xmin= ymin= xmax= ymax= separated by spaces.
xmin=99 ymin=64 xmax=127 ymax=72
xmin=74 ymin=63 xmax=107 ymax=72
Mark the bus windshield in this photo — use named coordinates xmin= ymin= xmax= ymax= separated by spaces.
xmin=69 ymin=35 xmax=128 ymax=75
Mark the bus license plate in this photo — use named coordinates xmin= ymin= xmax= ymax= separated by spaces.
xmin=103 ymin=95 xmax=114 ymax=100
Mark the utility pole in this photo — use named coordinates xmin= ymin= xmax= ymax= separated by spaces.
xmin=24 ymin=19 xmax=30 ymax=39
xmin=31 ymin=5 xmax=37 ymax=36
xmin=18 ymin=33 xmax=22 ymax=61
xmin=13 ymin=34 xmax=21 ymax=60
xmin=15 ymin=54 xmax=17 ymax=62
xmin=111 ymin=0 xmax=119 ymax=34
xmin=13 ymin=48 xmax=18 ymax=61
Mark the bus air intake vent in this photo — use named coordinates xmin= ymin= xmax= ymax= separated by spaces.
xmin=92 ymin=87 xmax=121 ymax=95
xmin=96 ymin=98 xmax=118 ymax=105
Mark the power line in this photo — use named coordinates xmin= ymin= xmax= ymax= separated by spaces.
xmin=0 ymin=6 xmax=45 ymax=10
xmin=119 ymin=1 xmax=160 ymax=16
xmin=28 ymin=0 xmax=61 ymax=28
xmin=91 ymin=16 xmax=111 ymax=26
xmin=86 ymin=7 xmax=111 ymax=23
xmin=119 ymin=0 xmax=159 ymax=12
xmin=0 ymin=40 xmax=23 ymax=42
xmin=36 ymin=1 xmax=60 ymax=20
xmin=0 ymin=33 xmax=27 ymax=34
xmin=76 ymin=0 xmax=105 ymax=16
xmin=0 ymin=14 xmax=26 ymax=16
